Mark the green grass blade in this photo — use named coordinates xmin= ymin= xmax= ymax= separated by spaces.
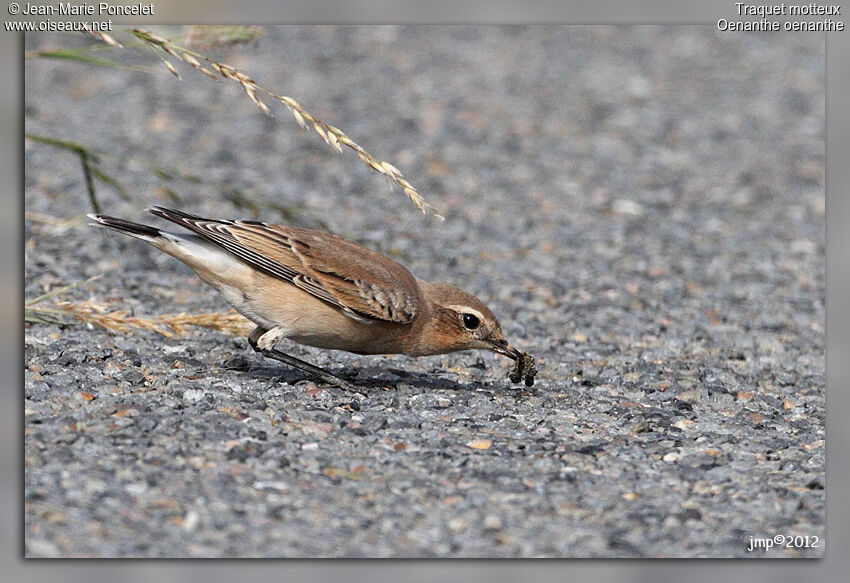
xmin=27 ymin=48 xmax=124 ymax=68
xmin=26 ymin=275 xmax=101 ymax=307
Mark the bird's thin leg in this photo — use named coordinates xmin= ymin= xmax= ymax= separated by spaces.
xmin=247 ymin=326 xmax=358 ymax=393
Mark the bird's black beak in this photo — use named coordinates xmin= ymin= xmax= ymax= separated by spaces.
xmin=488 ymin=338 xmax=523 ymax=361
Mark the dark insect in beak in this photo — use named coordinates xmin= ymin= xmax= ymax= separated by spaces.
xmin=488 ymin=339 xmax=538 ymax=387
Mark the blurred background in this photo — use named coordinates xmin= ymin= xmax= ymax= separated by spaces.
xmin=24 ymin=25 xmax=825 ymax=326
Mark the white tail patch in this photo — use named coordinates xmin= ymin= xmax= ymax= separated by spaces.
xmin=152 ymin=231 xmax=252 ymax=280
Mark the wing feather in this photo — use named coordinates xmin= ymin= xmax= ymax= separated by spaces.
xmin=146 ymin=207 xmax=420 ymax=324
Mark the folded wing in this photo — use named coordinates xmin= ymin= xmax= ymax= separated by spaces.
xmin=145 ymin=207 xmax=420 ymax=324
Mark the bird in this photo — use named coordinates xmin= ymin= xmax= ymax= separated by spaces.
xmin=88 ymin=207 xmax=534 ymax=391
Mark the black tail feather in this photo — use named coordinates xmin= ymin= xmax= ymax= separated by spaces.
xmin=88 ymin=214 xmax=162 ymax=239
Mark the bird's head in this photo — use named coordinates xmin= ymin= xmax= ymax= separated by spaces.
xmin=417 ymin=281 xmax=523 ymax=361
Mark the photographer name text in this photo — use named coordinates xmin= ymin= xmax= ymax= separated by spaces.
xmin=16 ymin=2 xmax=154 ymax=16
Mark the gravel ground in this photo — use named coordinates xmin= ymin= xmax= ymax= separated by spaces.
xmin=24 ymin=26 xmax=824 ymax=557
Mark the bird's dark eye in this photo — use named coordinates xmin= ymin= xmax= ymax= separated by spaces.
xmin=462 ymin=313 xmax=480 ymax=330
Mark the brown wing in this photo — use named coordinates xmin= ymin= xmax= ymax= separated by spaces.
xmin=146 ymin=207 xmax=420 ymax=324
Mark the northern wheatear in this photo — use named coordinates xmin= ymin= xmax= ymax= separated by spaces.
xmin=89 ymin=207 xmax=537 ymax=391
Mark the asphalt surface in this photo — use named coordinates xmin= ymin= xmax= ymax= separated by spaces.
xmin=24 ymin=26 xmax=824 ymax=557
